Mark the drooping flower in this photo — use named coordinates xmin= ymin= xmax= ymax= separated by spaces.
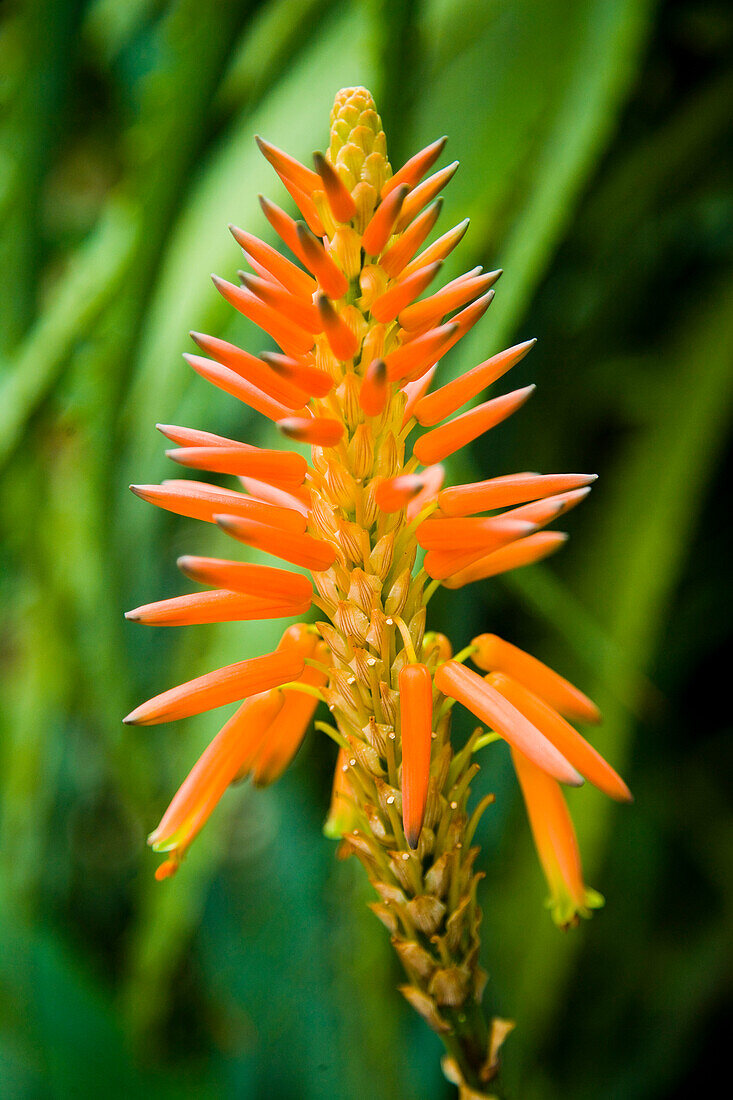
xmin=126 ymin=86 xmax=630 ymax=1094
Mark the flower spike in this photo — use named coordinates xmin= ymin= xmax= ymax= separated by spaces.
xmin=126 ymin=85 xmax=625 ymax=1091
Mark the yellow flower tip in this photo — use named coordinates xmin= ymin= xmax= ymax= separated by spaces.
xmin=550 ymin=886 xmax=605 ymax=931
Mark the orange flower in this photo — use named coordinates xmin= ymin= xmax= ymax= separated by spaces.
xmin=511 ymin=748 xmax=604 ymax=929
xmin=126 ymin=84 xmax=625 ymax=979
xmin=399 ymin=663 xmax=434 ymax=848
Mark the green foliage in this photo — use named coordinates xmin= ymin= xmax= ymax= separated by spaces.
xmin=1 ymin=0 xmax=730 ymax=1096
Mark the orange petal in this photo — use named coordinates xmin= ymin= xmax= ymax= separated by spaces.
xmin=395 ymin=161 xmax=459 ymax=232
xmin=434 ymin=662 xmax=582 ymax=786
xmin=166 ymin=445 xmax=307 ymax=485
xmin=379 ymin=200 xmax=443 ymax=278
xmin=126 ymin=590 xmax=311 ymax=626
xmin=184 ymin=352 xmax=304 ymax=422
xmin=442 ymin=532 xmax=568 ymax=587
xmin=189 ymin=331 xmax=311 ymax=409
xmin=470 ymin=633 xmax=601 ymax=725
xmin=362 ymin=183 xmax=409 ymax=255
xmin=212 ymin=276 xmax=314 ymax=356
xmin=413 ymin=386 xmax=535 ymax=465
xmin=149 ymin=690 xmax=286 ymax=868
xmin=359 ymin=358 xmax=388 ymax=416
xmin=438 ymin=472 xmax=597 ymax=516
xmin=490 ymin=674 xmax=631 ymax=802
xmin=278 ymin=415 xmax=344 ymax=447
xmin=123 ymin=649 xmax=305 ymax=726
xmin=262 ymin=352 xmax=334 ymax=398
xmin=511 ymin=748 xmax=603 ymax=928
xmin=216 ymin=514 xmax=337 ymax=571
xmin=229 ymin=224 xmax=316 ymax=298
xmin=295 ymin=223 xmax=348 ymax=299
xmin=401 ymin=218 xmax=469 ymax=280
xmin=313 ymin=151 xmax=357 ymax=222
xmin=129 ymin=481 xmax=305 ymax=531
xmin=317 ymin=295 xmax=359 ymax=359
xmin=399 ymin=270 xmax=501 ymax=332
xmin=414 ymin=340 xmax=536 ymax=427
xmin=382 ymin=136 xmax=447 ymax=198
xmin=255 ymin=135 xmax=322 ymax=194
xmin=370 ymin=261 xmax=442 ymax=323
xmin=384 ymin=322 xmax=458 ymax=383
xmin=239 ymin=272 xmax=322 ymax=334
xmin=399 ymin=663 xmax=434 ymax=848
xmin=177 ymin=556 xmax=312 ymax=604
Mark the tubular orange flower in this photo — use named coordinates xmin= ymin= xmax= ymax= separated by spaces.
xmin=126 ymin=86 xmax=628 ymax=1095
xmin=511 ymin=748 xmax=604 ymax=929
xmin=123 ymin=648 xmax=305 ymax=726
xmin=129 ymin=480 xmax=305 ymax=529
xmin=399 ymin=663 xmax=434 ymax=848
xmin=438 ymin=471 xmax=597 ymax=516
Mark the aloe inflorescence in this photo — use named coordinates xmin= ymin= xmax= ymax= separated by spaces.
xmin=125 ymin=86 xmax=631 ymax=1096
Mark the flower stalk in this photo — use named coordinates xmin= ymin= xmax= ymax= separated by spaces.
xmin=125 ymin=86 xmax=631 ymax=1095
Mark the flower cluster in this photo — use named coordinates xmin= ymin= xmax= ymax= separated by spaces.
xmin=126 ymin=86 xmax=630 ymax=1093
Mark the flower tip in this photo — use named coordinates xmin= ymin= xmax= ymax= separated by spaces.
xmin=124 ymin=609 xmax=140 ymax=621
xmin=405 ymin=826 xmax=422 ymax=850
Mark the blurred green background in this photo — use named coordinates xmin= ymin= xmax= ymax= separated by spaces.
xmin=1 ymin=0 xmax=731 ymax=1096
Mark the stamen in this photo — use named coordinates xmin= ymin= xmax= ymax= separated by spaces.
xmin=166 ymin=444 xmax=307 ymax=485
xmin=123 ymin=649 xmax=305 ymax=726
